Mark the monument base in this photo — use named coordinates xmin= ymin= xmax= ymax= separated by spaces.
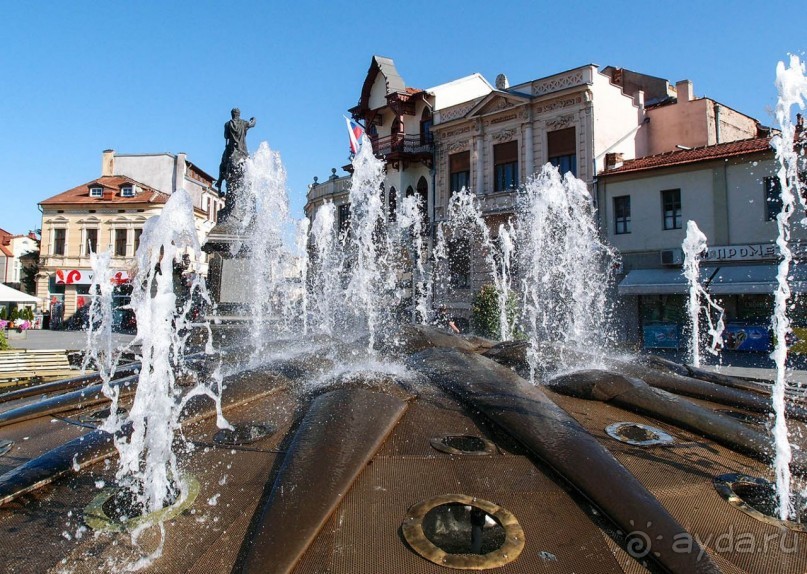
xmin=204 ymin=228 xmax=252 ymax=316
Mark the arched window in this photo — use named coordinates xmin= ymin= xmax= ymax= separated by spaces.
xmin=417 ymin=176 xmax=430 ymax=227
xmin=388 ymin=186 xmax=397 ymax=222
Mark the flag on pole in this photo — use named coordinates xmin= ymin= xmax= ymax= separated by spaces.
xmin=344 ymin=116 xmax=365 ymax=154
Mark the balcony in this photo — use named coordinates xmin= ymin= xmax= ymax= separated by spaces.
xmin=370 ymin=134 xmax=434 ymax=168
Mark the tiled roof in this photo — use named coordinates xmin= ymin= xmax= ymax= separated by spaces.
xmin=601 ymin=137 xmax=773 ymax=176
xmin=0 ymin=244 xmax=11 ymax=257
xmin=40 ymin=175 xmax=170 ymax=206
xmin=405 ymin=87 xmax=424 ymax=95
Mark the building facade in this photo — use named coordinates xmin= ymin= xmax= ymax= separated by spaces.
xmin=37 ymin=151 xmax=220 ymax=322
xmin=306 ymin=55 xmax=769 ymax=332
xmin=0 ymin=228 xmax=39 ymax=294
xmin=600 ymin=136 xmax=806 ymax=350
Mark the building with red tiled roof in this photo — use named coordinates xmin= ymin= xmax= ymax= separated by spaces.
xmin=37 ymin=152 xmax=220 ymax=322
xmin=599 ymin=135 xmax=807 ymax=349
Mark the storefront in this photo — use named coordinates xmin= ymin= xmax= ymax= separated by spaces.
xmin=618 ymin=264 xmax=807 ymax=352
xmin=49 ymin=268 xmax=131 ymax=326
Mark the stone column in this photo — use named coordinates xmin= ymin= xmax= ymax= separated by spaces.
xmin=474 ymin=135 xmax=485 ymax=194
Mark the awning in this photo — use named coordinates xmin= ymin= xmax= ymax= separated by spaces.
xmin=0 ymin=283 xmax=41 ymax=305
xmin=708 ymin=264 xmax=807 ymax=294
xmin=618 ymin=268 xmax=712 ymax=295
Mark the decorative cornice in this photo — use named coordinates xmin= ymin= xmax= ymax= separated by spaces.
xmin=492 ymin=129 xmax=517 ymax=143
xmin=545 ymin=114 xmax=574 ymax=131
xmin=532 ymin=70 xmax=586 ymax=97
xmin=446 ymin=141 xmax=470 ymax=153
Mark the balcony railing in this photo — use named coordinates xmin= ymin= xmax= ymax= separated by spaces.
xmin=371 ymin=134 xmax=434 ymax=157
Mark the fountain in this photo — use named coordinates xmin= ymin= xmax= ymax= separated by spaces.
xmin=770 ymin=54 xmax=807 ymax=521
xmin=682 ymin=220 xmax=725 ymax=367
xmin=2 ymin=63 xmax=807 ymax=573
xmin=516 ymin=165 xmax=618 ymax=380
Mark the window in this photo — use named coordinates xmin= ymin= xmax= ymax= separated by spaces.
xmin=420 ymin=108 xmax=433 ymax=145
xmin=388 ymin=187 xmax=397 ymax=222
xmin=548 ymin=127 xmax=577 ymax=176
xmin=134 ymin=228 xmax=143 ymax=253
xmin=765 ymin=176 xmax=782 ymax=221
xmin=338 ymin=204 xmax=351 ymax=234
xmin=493 ymin=141 xmax=518 ymax=191
xmin=121 ymin=186 xmax=134 ymax=197
xmin=614 ymin=196 xmax=631 ymax=234
xmin=448 ymin=237 xmax=471 ymax=289
xmin=449 ymin=151 xmax=471 ymax=193
xmin=53 ymin=228 xmax=66 ymax=256
xmin=85 ymin=228 xmax=98 ymax=254
xmin=114 ymin=229 xmax=128 ymax=257
xmin=89 ymin=186 xmax=103 ymax=198
xmin=662 ymin=189 xmax=682 ymax=230
xmin=416 ymin=176 xmax=429 ymax=228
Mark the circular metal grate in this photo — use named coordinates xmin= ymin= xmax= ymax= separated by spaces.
xmin=213 ymin=422 xmax=275 ymax=446
xmin=79 ymin=406 xmax=128 ymax=425
xmin=402 ymin=493 xmax=524 ymax=569
xmin=0 ymin=439 xmax=12 ymax=457
xmin=430 ymin=434 xmax=497 ymax=456
xmin=605 ymin=422 xmax=675 ymax=447
xmin=84 ymin=475 xmax=200 ymax=533
xmin=713 ymin=473 xmax=807 ymax=532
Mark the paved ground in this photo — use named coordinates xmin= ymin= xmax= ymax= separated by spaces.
xmin=6 ymin=329 xmax=135 ymax=352
xmin=7 ymin=329 xmax=807 ymax=385
xmin=646 ymin=348 xmax=807 ymax=385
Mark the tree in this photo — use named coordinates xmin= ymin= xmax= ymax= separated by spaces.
xmin=19 ymin=230 xmax=40 ymax=295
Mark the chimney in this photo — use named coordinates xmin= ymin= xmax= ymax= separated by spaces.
xmin=675 ymin=80 xmax=693 ymax=102
xmin=605 ymin=152 xmax=624 ymax=170
xmin=101 ymin=149 xmax=115 ymax=176
xmin=174 ymin=152 xmax=187 ymax=193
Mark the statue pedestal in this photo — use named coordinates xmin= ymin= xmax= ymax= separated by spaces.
xmin=203 ymin=226 xmax=251 ymax=317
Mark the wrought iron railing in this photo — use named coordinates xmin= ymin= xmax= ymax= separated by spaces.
xmin=371 ymin=135 xmax=434 ymax=156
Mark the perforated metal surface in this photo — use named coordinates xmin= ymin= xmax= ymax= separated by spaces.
xmin=293 ymin=396 xmax=631 ymax=574
xmin=1 ymin=374 xmax=805 ymax=573
xmin=547 ymin=390 xmax=807 ymax=574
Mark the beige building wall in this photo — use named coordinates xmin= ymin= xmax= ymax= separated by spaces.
xmin=645 ymin=82 xmax=759 ymax=155
xmin=37 ymin=203 xmax=211 ymax=319
xmin=603 ymin=153 xmax=807 ymax=257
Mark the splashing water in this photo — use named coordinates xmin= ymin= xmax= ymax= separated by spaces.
xmin=308 ymin=201 xmax=344 ymax=337
xmin=495 ymin=222 xmax=516 ymax=341
xmin=396 ymin=194 xmax=431 ymax=324
xmin=517 ymin=165 xmax=617 ymax=381
xmin=239 ymin=142 xmax=296 ymax=350
xmin=296 ymin=217 xmax=311 ymax=336
xmin=86 ymin=189 xmax=227 ymax=568
xmin=435 ymin=188 xmax=513 ymax=338
xmin=345 ymin=136 xmax=390 ymax=350
xmin=770 ymin=54 xmax=807 ymax=521
xmin=682 ymin=220 xmax=724 ymax=367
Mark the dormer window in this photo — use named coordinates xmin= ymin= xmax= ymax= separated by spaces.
xmin=89 ymin=186 xmax=103 ymax=198
xmin=121 ymin=186 xmax=135 ymax=197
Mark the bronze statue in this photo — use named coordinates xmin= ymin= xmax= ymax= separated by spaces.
xmin=216 ymin=108 xmax=256 ymax=221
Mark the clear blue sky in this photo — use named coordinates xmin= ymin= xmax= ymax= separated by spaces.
xmin=0 ymin=0 xmax=802 ymax=236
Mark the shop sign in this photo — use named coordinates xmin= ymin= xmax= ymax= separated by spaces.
xmin=702 ymin=244 xmax=777 ymax=262
xmin=55 ymin=269 xmax=130 ymax=285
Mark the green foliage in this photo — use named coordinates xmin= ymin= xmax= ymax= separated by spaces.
xmin=471 ymin=284 xmax=519 ymax=340
xmin=23 ymin=307 xmax=34 ymax=321
xmin=471 ymin=284 xmax=499 ymax=339
xmin=0 ymin=330 xmax=8 ymax=351
xmin=9 ymin=308 xmax=19 ymax=322
xmin=0 ymin=307 xmax=6 ymax=321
